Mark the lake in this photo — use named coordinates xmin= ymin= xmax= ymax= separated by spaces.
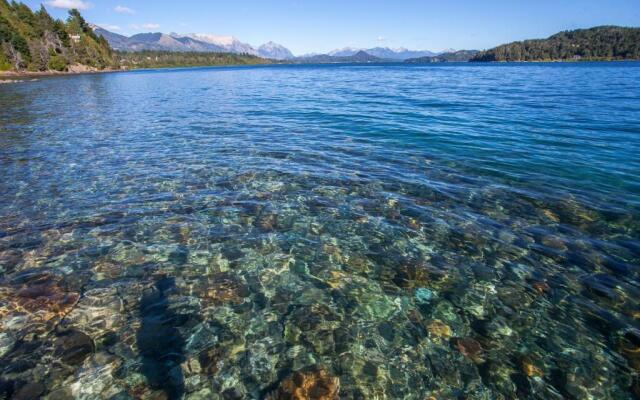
xmin=1 ymin=62 xmax=639 ymax=399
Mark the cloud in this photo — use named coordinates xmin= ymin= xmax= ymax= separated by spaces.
xmin=131 ymin=23 xmax=161 ymax=30
xmin=114 ymin=5 xmax=135 ymax=14
xmin=377 ymin=36 xmax=386 ymax=42
xmin=46 ymin=0 xmax=91 ymax=9
xmin=97 ymin=24 xmax=121 ymax=31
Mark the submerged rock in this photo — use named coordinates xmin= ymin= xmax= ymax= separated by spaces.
xmin=0 ymin=272 xmax=80 ymax=337
xmin=427 ymin=320 xmax=452 ymax=339
xmin=521 ymin=357 xmax=544 ymax=378
xmin=415 ymin=288 xmax=436 ymax=304
xmin=54 ymin=330 xmax=94 ymax=365
xmin=267 ymin=366 xmax=339 ymax=400
xmin=452 ymin=337 xmax=484 ymax=363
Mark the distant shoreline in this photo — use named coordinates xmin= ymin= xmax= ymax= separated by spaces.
xmin=2 ymin=59 xmax=638 ymax=83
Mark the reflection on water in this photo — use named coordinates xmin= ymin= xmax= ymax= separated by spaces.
xmin=0 ymin=63 xmax=639 ymax=399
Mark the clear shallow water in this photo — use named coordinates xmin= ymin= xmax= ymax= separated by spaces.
xmin=0 ymin=62 xmax=639 ymax=399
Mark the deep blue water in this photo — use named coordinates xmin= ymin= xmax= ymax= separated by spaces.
xmin=0 ymin=63 xmax=639 ymax=399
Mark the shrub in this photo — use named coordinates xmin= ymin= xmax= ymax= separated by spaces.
xmin=48 ymin=53 xmax=66 ymax=71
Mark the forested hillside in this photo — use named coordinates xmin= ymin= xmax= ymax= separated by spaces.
xmin=471 ymin=26 xmax=640 ymax=62
xmin=0 ymin=1 xmax=112 ymax=72
xmin=115 ymin=51 xmax=272 ymax=69
xmin=405 ymin=50 xmax=479 ymax=63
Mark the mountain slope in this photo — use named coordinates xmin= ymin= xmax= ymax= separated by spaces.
xmin=471 ymin=26 xmax=640 ymax=61
xmin=0 ymin=1 xmax=112 ymax=72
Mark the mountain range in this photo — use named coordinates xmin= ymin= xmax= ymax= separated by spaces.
xmin=293 ymin=51 xmax=387 ymax=64
xmin=93 ymin=27 xmax=295 ymax=60
xmin=93 ymin=26 xmax=443 ymax=61
xmin=328 ymin=47 xmax=436 ymax=60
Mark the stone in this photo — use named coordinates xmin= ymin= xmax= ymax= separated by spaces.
xmin=13 ymin=382 xmax=45 ymax=400
xmin=452 ymin=337 xmax=484 ymax=363
xmin=392 ymin=262 xmax=429 ymax=289
xmin=0 ymin=332 xmax=15 ymax=357
xmin=427 ymin=320 xmax=452 ymax=339
xmin=532 ymin=281 xmax=550 ymax=295
xmin=0 ymin=272 xmax=79 ymax=337
xmin=54 ymin=330 xmax=94 ymax=365
xmin=415 ymin=288 xmax=435 ymax=304
xmin=267 ymin=366 xmax=339 ymax=400
xmin=202 ymin=272 xmax=250 ymax=306
xmin=521 ymin=358 xmax=544 ymax=377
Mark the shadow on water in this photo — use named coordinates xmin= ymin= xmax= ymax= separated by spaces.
xmin=137 ymin=277 xmax=186 ymax=399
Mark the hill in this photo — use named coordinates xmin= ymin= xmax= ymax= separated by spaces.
xmin=406 ymin=50 xmax=479 ymax=63
xmin=0 ymin=1 xmax=112 ymax=72
xmin=471 ymin=26 xmax=640 ymax=62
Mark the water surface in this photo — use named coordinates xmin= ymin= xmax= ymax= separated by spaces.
xmin=1 ymin=63 xmax=639 ymax=399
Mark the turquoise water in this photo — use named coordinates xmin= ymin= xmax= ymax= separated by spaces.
xmin=0 ymin=62 xmax=639 ymax=399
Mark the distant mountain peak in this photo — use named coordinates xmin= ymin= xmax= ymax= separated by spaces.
xmin=257 ymin=41 xmax=294 ymax=60
xmin=328 ymin=46 xmax=436 ymax=60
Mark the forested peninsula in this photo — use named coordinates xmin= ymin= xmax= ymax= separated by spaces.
xmin=471 ymin=26 xmax=640 ymax=62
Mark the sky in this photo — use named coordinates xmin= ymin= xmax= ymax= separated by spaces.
xmin=26 ymin=0 xmax=640 ymax=55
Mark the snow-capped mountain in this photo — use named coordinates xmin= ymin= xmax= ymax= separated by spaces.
xmin=93 ymin=26 xmax=294 ymax=59
xmin=93 ymin=26 xmax=441 ymax=62
xmin=328 ymin=47 xmax=361 ymax=57
xmin=329 ymin=47 xmax=437 ymax=60
xmin=257 ymin=41 xmax=295 ymax=60
xmin=184 ymin=34 xmax=259 ymax=55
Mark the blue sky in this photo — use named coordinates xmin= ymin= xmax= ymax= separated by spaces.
xmin=29 ymin=0 xmax=640 ymax=55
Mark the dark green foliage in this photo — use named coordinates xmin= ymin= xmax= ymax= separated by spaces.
xmin=472 ymin=26 xmax=640 ymax=62
xmin=0 ymin=14 xmax=10 ymax=42
xmin=53 ymin=20 xmax=70 ymax=48
xmin=48 ymin=53 xmax=66 ymax=71
xmin=34 ymin=5 xmax=54 ymax=34
xmin=11 ymin=1 xmax=35 ymax=35
xmin=406 ymin=50 xmax=480 ymax=63
xmin=0 ymin=2 xmax=112 ymax=71
xmin=0 ymin=14 xmax=30 ymax=63
xmin=116 ymin=51 xmax=272 ymax=69
xmin=66 ymin=8 xmax=98 ymax=41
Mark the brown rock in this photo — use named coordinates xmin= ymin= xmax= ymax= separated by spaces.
xmin=521 ymin=358 xmax=544 ymax=377
xmin=268 ymin=367 xmax=339 ymax=400
xmin=0 ymin=273 xmax=79 ymax=335
xmin=427 ymin=320 xmax=452 ymax=339
xmin=532 ymin=281 xmax=550 ymax=295
xmin=203 ymin=272 xmax=250 ymax=305
xmin=392 ymin=262 xmax=429 ymax=289
xmin=14 ymin=274 xmax=79 ymax=316
xmin=452 ymin=337 xmax=484 ymax=363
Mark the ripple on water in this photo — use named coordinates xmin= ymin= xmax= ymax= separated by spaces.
xmin=0 ymin=63 xmax=639 ymax=399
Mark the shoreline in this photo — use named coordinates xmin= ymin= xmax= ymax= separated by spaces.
xmin=0 ymin=68 xmax=121 ymax=80
xmin=2 ymin=58 xmax=638 ymax=82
